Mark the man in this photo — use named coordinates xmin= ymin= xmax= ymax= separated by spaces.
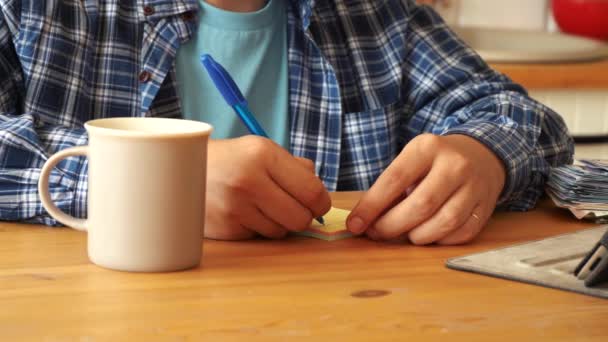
xmin=0 ymin=0 xmax=573 ymax=244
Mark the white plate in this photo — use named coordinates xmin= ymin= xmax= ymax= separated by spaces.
xmin=453 ymin=27 xmax=608 ymax=63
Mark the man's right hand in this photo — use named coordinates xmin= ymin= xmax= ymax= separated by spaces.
xmin=204 ymin=136 xmax=331 ymax=240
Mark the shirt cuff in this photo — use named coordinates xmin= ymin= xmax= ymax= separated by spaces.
xmin=441 ymin=120 xmax=546 ymax=211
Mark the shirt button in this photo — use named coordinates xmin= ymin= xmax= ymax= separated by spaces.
xmin=181 ymin=11 xmax=195 ymax=21
xmin=143 ymin=5 xmax=155 ymax=16
xmin=139 ymin=71 xmax=151 ymax=83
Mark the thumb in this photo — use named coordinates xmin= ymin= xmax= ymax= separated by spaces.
xmin=295 ymin=157 xmax=315 ymax=172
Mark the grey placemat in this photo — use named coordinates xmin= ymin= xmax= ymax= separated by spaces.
xmin=446 ymin=226 xmax=608 ymax=299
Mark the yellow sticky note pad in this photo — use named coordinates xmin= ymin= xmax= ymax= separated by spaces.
xmin=296 ymin=207 xmax=353 ymax=241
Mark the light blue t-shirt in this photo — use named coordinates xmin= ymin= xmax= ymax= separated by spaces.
xmin=175 ymin=0 xmax=290 ymax=149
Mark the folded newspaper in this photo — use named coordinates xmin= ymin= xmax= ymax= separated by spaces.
xmin=546 ymin=159 xmax=608 ymax=222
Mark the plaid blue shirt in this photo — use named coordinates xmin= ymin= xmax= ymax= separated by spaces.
xmin=0 ymin=0 xmax=573 ymax=226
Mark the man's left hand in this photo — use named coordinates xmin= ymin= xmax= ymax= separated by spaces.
xmin=346 ymin=134 xmax=506 ymax=245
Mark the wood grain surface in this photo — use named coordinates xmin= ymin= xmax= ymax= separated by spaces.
xmin=491 ymin=59 xmax=608 ymax=89
xmin=1 ymin=192 xmax=606 ymax=341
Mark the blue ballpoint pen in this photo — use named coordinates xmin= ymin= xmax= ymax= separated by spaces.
xmin=200 ymin=54 xmax=325 ymax=225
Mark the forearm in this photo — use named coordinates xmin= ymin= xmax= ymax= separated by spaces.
xmin=0 ymin=113 xmax=89 ymax=225
xmin=438 ymin=101 xmax=574 ymax=210
xmin=402 ymin=2 xmax=574 ymax=210
xmin=0 ymin=7 xmax=89 ymax=225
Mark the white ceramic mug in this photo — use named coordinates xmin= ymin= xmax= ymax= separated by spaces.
xmin=38 ymin=117 xmax=213 ymax=272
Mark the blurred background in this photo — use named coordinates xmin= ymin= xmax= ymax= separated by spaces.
xmin=417 ymin=0 xmax=608 ymax=160
xmin=421 ymin=0 xmax=608 ymax=36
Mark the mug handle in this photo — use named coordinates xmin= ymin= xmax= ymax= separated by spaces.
xmin=38 ymin=146 xmax=88 ymax=231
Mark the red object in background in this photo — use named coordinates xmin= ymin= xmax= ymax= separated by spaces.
xmin=552 ymin=0 xmax=608 ymax=41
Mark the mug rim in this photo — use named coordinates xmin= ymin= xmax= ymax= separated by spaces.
xmin=84 ymin=117 xmax=213 ymax=139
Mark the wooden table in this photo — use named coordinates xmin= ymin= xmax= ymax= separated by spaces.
xmin=1 ymin=192 xmax=606 ymax=341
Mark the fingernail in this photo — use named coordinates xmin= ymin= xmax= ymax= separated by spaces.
xmin=348 ymin=216 xmax=366 ymax=234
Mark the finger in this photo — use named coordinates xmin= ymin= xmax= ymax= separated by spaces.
xmin=295 ymin=157 xmax=315 ymax=171
xmin=366 ymin=228 xmax=409 ymax=242
xmin=407 ymin=185 xmax=478 ymax=245
xmin=437 ymin=204 xmax=487 ymax=245
xmin=372 ymin=163 xmax=463 ymax=239
xmin=365 ymin=228 xmax=383 ymax=241
xmin=267 ymin=151 xmax=331 ymax=218
xmin=347 ymin=135 xmax=438 ymax=234
xmin=255 ymin=176 xmax=315 ymax=232
xmin=204 ymin=194 xmax=257 ymax=241
xmin=349 ymin=189 xmax=409 ymax=237
xmin=241 ymin=206 xmax=289 ymax=240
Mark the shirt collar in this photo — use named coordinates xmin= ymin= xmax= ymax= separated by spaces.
xmin=140 ymin=0 xmax=199 ymax=20
xmin=141 ymin=0 xmax=315 ymax=29
xmin=289 ymin=0 xmax=315 ymax=29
